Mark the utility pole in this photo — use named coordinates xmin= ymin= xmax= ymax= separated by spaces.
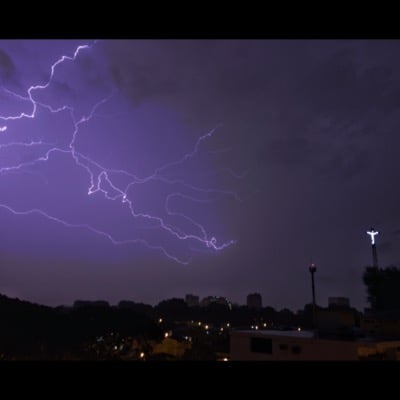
xmin=309 ymin=262 xmax=317 ymax=336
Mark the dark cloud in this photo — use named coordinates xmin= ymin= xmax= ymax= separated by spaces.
xmin=0 ymin=49 xmax=17 ymax=84
xmin=73 ymin=40 xmax=400 ymax=308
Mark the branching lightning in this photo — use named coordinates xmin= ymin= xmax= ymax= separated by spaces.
xmin=0 ymin=41 xmax=242 ymax=264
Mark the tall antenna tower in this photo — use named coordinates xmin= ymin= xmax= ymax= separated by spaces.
xmin=366 ymin=228 xmax=379 ymax=267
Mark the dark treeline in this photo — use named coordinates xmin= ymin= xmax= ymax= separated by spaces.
xmin=156 ymin=298 xmax=315 ymax=327
xmin=0 ymin=293 xmax=323 ymax=359
xmin=0 ymin=292 xmax=341 ymax=359
xmin=0 ymin=295 xmax=161 ymax=360
xmin=1 ymin=265 xmax=400 ymax=359
xmin=363 ymin=266 xmax=400 ymax=311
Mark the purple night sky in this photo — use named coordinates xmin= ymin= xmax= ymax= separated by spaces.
xmin=1 ymin=39 xmax=400 ymax=311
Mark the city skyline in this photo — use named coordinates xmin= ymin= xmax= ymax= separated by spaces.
xmin=1 ymin=40 xmax=400 ymax=311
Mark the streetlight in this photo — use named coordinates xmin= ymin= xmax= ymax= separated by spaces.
xmin=309 ymin=262 xmax=317 ymax=334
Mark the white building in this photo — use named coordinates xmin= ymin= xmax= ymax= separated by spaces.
xmin=230 ymin=330 xmax=400 ymax=360
xmin=230 ymin=330 xmax=358 ymax=360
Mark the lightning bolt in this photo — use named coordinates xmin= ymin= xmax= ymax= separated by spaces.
xmin=0 ymin=41 xmax=242 ymax=264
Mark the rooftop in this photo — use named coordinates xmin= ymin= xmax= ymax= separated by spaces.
xmin=233 ymin=330 xmax=315 ymax=339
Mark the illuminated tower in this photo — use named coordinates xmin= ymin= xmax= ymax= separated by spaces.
xmin=366 ymin=228 xmax=379 ymax=268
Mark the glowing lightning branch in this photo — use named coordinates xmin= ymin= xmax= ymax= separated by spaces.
xmin=0 ymin=140 xmax=53 ymax=150
xmin=0 ymin=44 xmax=91 ymax=124
xmin=0 ymin=41 xmax=241 ymax=263
xmin=0 ymin=203 xmax=189 ymax=265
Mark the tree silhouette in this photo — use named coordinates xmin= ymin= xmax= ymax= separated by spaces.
xmin=363 ymin=266 xmax=400 ymax=311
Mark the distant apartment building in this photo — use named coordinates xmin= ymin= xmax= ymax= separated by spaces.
xmin=185 ymin=294 xmax=199 ymax=307
xmin=247 ymin=293 xmax=262 ymax=309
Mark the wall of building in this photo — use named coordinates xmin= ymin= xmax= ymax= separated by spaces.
xmin=358 ymin=341 xmax=400 ymax=360
xmin=152 ymin=338 xmax=191 ymax=358
xmin=230 ymin=332 xmax=358 ymax=361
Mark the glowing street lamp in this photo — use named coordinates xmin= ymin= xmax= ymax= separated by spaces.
xmin=309 ymin=262 xmax=317 ymax=333
xmin=309 ymin=263 xmax=317 ymax=307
